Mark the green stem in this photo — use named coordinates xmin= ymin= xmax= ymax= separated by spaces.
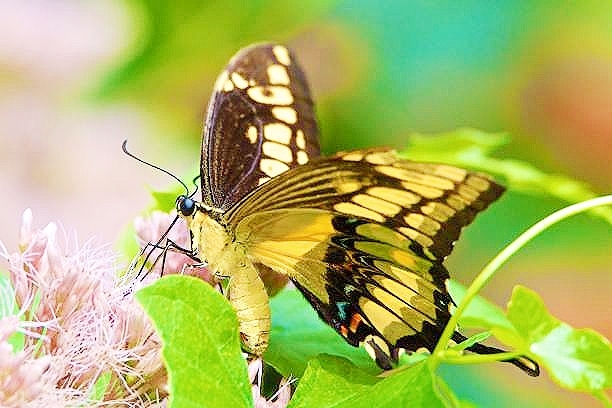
xmin=593 ymin=389 xmax=612 ymax=408
xmin=442 ymin=351 xmax=524 ymax=365
xmin=430 ymin=195 xmax=612 ymax=371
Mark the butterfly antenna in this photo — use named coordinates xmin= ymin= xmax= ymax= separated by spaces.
xmin=122 ymin=140 xmax=190 ymax=195
xmin=191 ymin=175 xmax=201 ymax=198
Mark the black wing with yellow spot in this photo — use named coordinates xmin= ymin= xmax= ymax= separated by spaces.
xmin=229 ymin=149 xmax=505 ymax=368
xmin=201 ymin=43 xmax=320 ymax=211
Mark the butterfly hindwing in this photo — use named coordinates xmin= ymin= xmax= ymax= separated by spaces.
xmin=236 ymin=208 xmax=454 ymax=368
xmin=201 ymin=43 xmax=320 ymax=211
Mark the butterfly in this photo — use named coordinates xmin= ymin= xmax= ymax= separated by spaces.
xmin=167 ymin=43 xmax=538 ymax=375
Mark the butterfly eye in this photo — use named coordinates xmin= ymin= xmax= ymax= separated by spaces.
xmin=176 ymin=195 xmax=196 ymax=217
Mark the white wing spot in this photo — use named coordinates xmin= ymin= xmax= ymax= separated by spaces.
xmin=247 ymin=86 xmax=294 ymax=105
xmin=258 ymin=176 xmax=271 ymax=186
xmin=264 ymin=123 xmax=292 ymax=144
xmin=398 ymin=227 xmax=434 ymax=249
xmin=404 ymin=213 xmax=441 ymax=235
xmin=231 ymin=72 xmax=249 ymax=89
xmin=263 ymin=141 xmax=293 ymax=163
xmin=296 ymin=129 xmax=306 ymax=149
xmin=246 ymin=125 xmax=258 ymax=144
xmin=367 ymin=187 xmax=420 ymax=207
xmin=400 ymin=182 xmax=444 ymax=199
xmin=297 ymin=150 xmax=309 ymax=164
xmin=273 ymin=45 xmax=291 ymax=66
xmin=260 ymin=158 xmax=290 ymax=177
xmin=466 ymin=175 xmax=490 ymax=192
xmin=272 ymin=107 xmax=297 ymax=124
xmin=420 ymin=202 xmax=454 ymax=222
xmin=267 ymin=64 xmax=290 ymax=85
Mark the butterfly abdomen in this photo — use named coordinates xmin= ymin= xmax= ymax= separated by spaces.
xmin=227 ymin=259 xmax=271 ymax=356
xmin=184 ymin=206 xmax=272 ymax=356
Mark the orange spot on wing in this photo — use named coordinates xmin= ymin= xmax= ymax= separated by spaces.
xmin=349 ymin=313 xmax=362 ymax=333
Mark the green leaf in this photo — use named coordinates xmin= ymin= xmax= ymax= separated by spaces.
xmin=507 ymin=285 xmax=612 ymax=393
xmin=115 ymin=185 xmax=186 ymax=260
xmin=287 ymin=355 xmax=379 ymax=408
xmin=402 ymin=128 xmax=509 ymax=158
xmin=150 ymin=187 xmax=184 ymax=212
xmin=433 ymin=372 xmax=477 ymax=408
xmin=450 ymin=331 xmax=492 ymax=352
xmin=288 ymin=356 xmax=450 ymax=408
xmin=448 ymin=279 xmax=515 ymax=333
xmin=448 ymin=279 xmax=522 ymax=348
xmin=0 ymin=275 xmax=25 ymax=351
xmin=265 ymin=289 xmax=379 ymax=378
xmin=115 ymin=222 xmax=140 ymax=261
xmin=90 ymin=371 xmax=112 ymax=402
xmin=136 ymin=275 xmax=252 ymax=408
xmin=399 ymin=128 xmax=612 ymax=225
xmin=397 ymin=351 xmax=429 ymax=367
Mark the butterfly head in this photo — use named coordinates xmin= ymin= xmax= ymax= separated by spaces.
xmin=176 ymin=194 xmax=224 ymax=221
xmin=175 ymin=194 xmax=233 ymax=273
xmin=175 ymin=194 xmax=211 ymax=234
xmin=176 ymin=195 xmax=197 ymax=218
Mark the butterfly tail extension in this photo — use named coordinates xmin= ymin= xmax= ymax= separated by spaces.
xmin=364 ymin=335 xmax=395 ymax=370
xmin=451 ymin=332 xmax=540 ymax=376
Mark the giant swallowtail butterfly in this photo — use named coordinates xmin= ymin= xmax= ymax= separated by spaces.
xmin=167 ymin=43 xmax=538 ymax=375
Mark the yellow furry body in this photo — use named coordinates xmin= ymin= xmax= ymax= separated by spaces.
xmin=186 ymin=210 xmax=271 ymax=355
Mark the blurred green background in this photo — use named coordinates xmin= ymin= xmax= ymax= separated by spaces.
xmin=0 ymin=1 xmax=610 ymax=406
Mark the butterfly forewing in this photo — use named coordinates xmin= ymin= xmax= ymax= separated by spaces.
xmin=228 ymin=149 xmax=504 ymax=260
xmin=201 ymin=43 xmax=320 ymax=211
